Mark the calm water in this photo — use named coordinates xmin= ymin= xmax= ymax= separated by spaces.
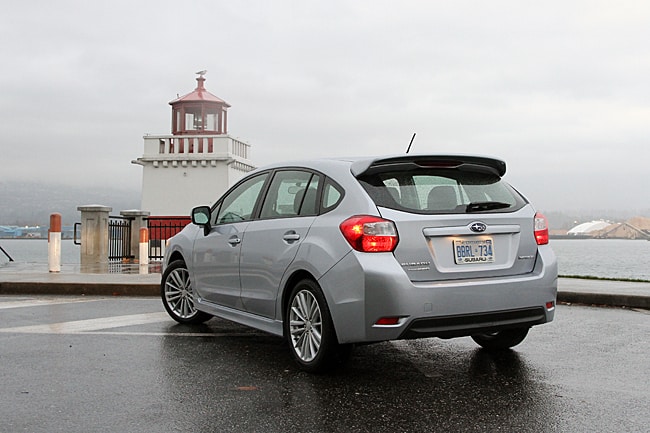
xmin=0 ymin=239 xmax=80 ymax=265
xmin=1 ymin=238 xmax=649 ymax=281
xmin=550 ymin=238 xmax=650 ymax=281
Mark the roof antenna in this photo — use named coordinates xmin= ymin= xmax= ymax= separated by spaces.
xmin=406 ymin=133 xmax=416 ymax=153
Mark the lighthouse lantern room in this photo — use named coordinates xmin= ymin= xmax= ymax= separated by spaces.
xmin=133 ymin=72 xmax=255 ymax=216
xmin=170 ymin=71 xmax=230 ymax=135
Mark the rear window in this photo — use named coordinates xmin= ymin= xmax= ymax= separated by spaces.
xmin=358 ymin=169 xmax=526 ymax=214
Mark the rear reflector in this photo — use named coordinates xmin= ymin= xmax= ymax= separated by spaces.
xmin=375 ymin=317 xmax=401 ymax=326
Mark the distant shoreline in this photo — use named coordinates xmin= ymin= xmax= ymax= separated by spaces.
xmin=560 ymin=274 xmax=650 ymax=283
xmin=550 ymin=235 xmax=649 ymax=240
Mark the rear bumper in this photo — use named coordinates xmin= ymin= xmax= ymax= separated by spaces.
xmin=400 ymin=306 xmax=547 ymax=339
xmin=319 ymin=246 xmax=557 ymax=344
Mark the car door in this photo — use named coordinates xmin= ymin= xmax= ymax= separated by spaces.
xmin=192 ymin=173 xmax=269 ymax=309
xmin=239 ymin=170 xmax=320 ymax=318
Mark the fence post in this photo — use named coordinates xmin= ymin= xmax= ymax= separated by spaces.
xmin=120 ymin=210 xmax=151 ymax=263
xmin=77 ymin=205 xmax=112 ymax=271
xmin=48 ymin=213 xmax=62 ymax=273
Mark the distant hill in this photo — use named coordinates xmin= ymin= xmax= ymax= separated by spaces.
xmin=0 ymin=181 xmax=140 ymax=227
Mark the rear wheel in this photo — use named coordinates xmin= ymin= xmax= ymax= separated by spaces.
xmin=285 ymin=279 xmax=350 ymax=372
xmin=161 ymin=260 xmax=212 ymax=324
xmin=471 ymin=328 xmax=530 ymax=350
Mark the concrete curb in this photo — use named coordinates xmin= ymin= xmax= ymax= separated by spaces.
xmin=0 ymin=281 xmax=159 ymax=297
xmin=0 ymin=275 xmax=650 ymax=309
xmin=557 ymin=291 xmax=649 ymax=309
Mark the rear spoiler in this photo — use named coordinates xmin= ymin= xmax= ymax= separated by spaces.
xmin=350 ymin=154 xmax=507 ymax=177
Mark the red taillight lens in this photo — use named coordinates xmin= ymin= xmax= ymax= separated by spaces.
xmin=375 ymin=317 xmax=401 ymax=326
xmin=534 ymin=212 xmax=549 ymax=245
xmin=340 ymin=215 xmax=399 ymax=252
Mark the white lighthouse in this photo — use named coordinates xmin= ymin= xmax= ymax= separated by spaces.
xmin=133 ymin=72 xmax=255 ymax=216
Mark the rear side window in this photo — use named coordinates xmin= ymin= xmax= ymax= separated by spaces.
xmin=322 ymin=179 xmax=343 ymax=211
xmin=358 ymin=169 xmax=526 ymax=214
xmin=260 ymin=170 xmax=318 ymax=219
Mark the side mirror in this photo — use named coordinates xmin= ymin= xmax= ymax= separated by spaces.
xmin=191 ymin=206 xmax=212 ymax=236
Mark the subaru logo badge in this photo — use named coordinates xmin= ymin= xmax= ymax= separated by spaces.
xmin=470 ymin=222 xmax=487 ymax=233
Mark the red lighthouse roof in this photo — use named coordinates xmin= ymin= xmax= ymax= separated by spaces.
xmin=169 ymin=74 xmax=231 ymax=107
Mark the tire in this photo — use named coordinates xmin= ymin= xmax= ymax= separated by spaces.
xmin=161 ymin=260 xmax=212 ymax=324
xmin=471 ymin=328 xmax=530 ymax=350
xmin=285 ymin=279 xmax=350 ymax=373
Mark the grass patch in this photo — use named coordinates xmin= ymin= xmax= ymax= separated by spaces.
xmin=559 ymin=274 xmax=650 ymax=283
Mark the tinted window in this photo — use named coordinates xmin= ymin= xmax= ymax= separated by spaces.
xmin=358 ymin=169 xmax=525 ymax=214
xmin=295 ymin=174 xmax=320 ymax=216
xmin=260 ymin=170 xmax=318 ymax=219
xmin=322 ymin=179 xmax=343 ymax=211
xmin=214 ymin=173 xmax=268 ymax=224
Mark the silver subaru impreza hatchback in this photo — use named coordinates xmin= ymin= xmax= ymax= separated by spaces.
xmin=161 ymin=154 xmax=557 ymax=372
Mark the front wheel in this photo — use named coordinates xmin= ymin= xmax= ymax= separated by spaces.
xmin=285 ymin=279 xmax=350 ymax=373
xmin=471 ymin=328 xmax=530 ymax=350
xmin=161 ymin=260 xmax=212 ymax=324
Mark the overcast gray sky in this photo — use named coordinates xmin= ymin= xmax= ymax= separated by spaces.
xmin=1 ymin=1 xmax=648 ymax=214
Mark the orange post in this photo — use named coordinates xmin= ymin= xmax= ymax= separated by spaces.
xmin=139 ymin=227 xmax=149 ymax=244
xmin=48 ymin=213 xmax=62 ymax=272
xmin=139 ymin=227 xmax=149 ymax=272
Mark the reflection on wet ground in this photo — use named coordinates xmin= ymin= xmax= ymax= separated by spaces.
xmin=158 ymin=318 xmax=560 ymax=433
xmin=2 ymin=299 xmax=648 ymax=433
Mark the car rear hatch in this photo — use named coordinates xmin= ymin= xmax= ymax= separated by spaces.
xmin=353 ymin=154 xmax=538 ymax=282
xmin=376 ymin=208 xmax=537 ymax=281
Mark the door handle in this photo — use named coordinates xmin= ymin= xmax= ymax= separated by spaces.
xmin=228 ymin=236 xmax=242 ymax=245
xmin=283 ymin=233 xmax=301 ymax=242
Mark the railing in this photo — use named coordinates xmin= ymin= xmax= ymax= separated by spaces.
xmin=146 ymin=217 xmax=191 ymax=260
xmin=108 ymin=216 xmax=134 ymax=261
xmin=145 ymin=135 xmax=251 ymax=159
xmin=0 ymin=243 xmax=13 ymax=262
xmin=75 ymin=214 xmax=192 ymax=263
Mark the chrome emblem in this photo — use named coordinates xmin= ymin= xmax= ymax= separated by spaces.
xmin=470 ymin=222 xmax=487 ymax=233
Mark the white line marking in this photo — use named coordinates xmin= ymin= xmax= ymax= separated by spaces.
xmin=0 ymin=312 xmax=170 ymax=334
xmin=0 ymin=298 xmax=101 ymax=310
xmin=61 ymin=331 xmax=259 ymax=337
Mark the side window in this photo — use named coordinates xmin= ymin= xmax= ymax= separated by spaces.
xmin=322 ymin=179 xmax=343 ymax=212
xmin=260 ymin=170 xmax=315 ymax=219
xmin=296 ymin=174 xmax=320 ymax=216
xmin=214 ymin=173 xmax=268 ymax=224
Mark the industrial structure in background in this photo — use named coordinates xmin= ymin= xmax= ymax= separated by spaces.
xmin=551 ymin=217 xmax=650 ymax=240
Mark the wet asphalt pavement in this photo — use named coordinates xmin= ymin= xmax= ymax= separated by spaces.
xmin=0 ymin=297 xmax=648 ymax=433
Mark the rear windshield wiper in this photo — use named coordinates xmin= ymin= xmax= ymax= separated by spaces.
xmin=465 ymin=201 xmax=511 ymax=212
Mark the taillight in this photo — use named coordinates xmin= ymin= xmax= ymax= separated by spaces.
xmin=340 ymin=215 xmax=399 ymax=252
xmin=534 ymin=212 xmax=549 ymax=245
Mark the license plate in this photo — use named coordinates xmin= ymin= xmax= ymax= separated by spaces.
xmin=453 ymin=238 xmax=495 ymax=264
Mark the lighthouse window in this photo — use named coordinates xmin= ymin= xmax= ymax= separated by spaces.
xmin=186 ymin=113 xmax=199 ymax=130
xmin=206 ymin=113 xmax=217 ymax=131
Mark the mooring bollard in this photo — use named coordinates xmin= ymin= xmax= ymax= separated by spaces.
xmin=48 ymin=213 xmax=62 ymax=273
xmin=139 ymin=227 xmax=149 ymax=274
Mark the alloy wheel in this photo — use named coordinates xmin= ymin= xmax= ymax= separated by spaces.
xmin=164 ymin=266 xmax=198 ymax=320
xmin=289 ymin=289 xmax=323 ymax=362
